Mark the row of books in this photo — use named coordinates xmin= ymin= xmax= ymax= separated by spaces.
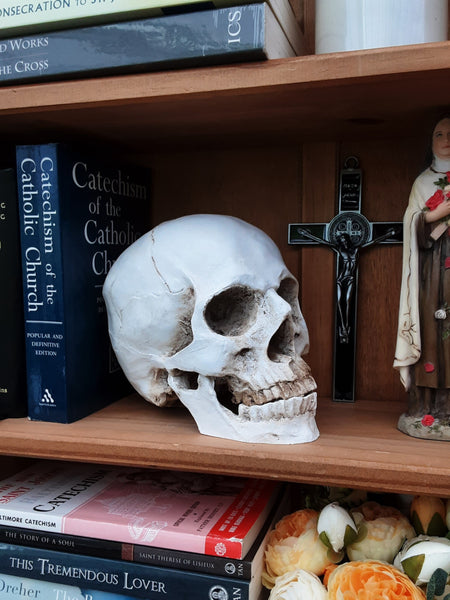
xmin=1 ymin=142 xmax=151 ymax=423
xmin=0 ymin=459 xmax=290 ymax=600
xmin=0 ymin=0 xmax=305 ymax=86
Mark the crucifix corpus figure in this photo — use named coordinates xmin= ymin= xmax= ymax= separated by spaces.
xmin=297 ymin=225 xmax=399 ymax=345
xmin=289 ymin=156 xmax=403 ymax=402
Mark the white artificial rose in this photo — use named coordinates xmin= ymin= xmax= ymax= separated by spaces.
xmin=395 ymin=536 xmax=450 ymax=585
xmin=268 ymin=569 xmax=328 ymax=600
xmin=317 ymin=502 xmax=358 ymax=552
xmin=435 ymin=309 xmax=447 ymax=320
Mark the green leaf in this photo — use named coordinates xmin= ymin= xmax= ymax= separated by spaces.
xmin=434 ymin=176 xmax=449 ymax=189
xmin=427 ymin=513 xmax=448 ymax=537
xmin=429 ymin=568 xmax=448 ymax=596
xmin=353 ymin=522 xmax=368 ymax=544
xmin=401 ymin=554 xmax=425 ymax=584
xmin=327 ymin=547 xmax=344 ymax=563
xmin=343 ymin=523 xmax=358 ymax=546
xmin=411 ymin=510 xmax=425 ymax=535
xmin=319 ymin=531 xmax=332 ymax=549
xmin=427 ymin=576 xmax=436 ymax=600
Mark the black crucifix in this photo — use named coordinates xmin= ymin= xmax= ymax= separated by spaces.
xmin=288 ymin=156 xmax=403 ymax=402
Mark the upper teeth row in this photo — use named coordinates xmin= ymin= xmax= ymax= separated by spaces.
xmin=234 ymin=380 xmax=303 ymax=405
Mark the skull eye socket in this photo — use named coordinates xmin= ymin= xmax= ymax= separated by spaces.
xmin=205 ymin=286 xmax=259 ymax=336
xmin=277 ymin=277 xmax=298 ymax=306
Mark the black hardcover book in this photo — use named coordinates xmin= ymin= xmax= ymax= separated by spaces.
xmin=0 ymin=3 xmax=295 ymax=86
xmin=16 ymin=143 xmax=151 ymax=423
xmin=0 ymin=168 xmax=27 ymax=419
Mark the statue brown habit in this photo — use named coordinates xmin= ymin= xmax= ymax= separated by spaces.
xmin=394 ymin=114 xmax=450 ymax=440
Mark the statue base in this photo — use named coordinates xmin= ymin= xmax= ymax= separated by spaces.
xmin=397 ymin=413 xmax=450 ymax=441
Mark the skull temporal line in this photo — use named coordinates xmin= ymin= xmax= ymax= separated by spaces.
xmin=103 ymin=214 xmax=319 ymax=444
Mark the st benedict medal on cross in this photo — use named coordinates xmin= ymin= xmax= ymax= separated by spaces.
xmin=288 ymin=156 xmax=403 ymax=402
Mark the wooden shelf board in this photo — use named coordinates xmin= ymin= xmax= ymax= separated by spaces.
xmin=0 ymin=395 xmax=448 ymax=496
xmin=1 ymin=42 xmax=449 ymax=148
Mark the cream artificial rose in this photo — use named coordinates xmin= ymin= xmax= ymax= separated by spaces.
xmin=262 ymin=509 xmax=333 ymax=588
xmin=268 ymin=569 xmax=328 ymax=600
xmin=347 ymin=501 xmax=415 ymax=562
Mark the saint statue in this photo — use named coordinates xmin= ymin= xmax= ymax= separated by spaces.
xmin=394 ymin=113 xmax=450 ymax=440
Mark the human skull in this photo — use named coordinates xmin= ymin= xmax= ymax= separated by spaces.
xmin=103 ymin=214 xmax=318 ymax=444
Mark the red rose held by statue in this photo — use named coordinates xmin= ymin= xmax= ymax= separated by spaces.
xmin=425 ymin=189 xmax=445 ymax=211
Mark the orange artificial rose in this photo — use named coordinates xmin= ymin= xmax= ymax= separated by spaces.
xmin=327 ymin=560 xmax=426 ymax=600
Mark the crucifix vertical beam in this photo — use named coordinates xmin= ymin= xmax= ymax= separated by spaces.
xmin=288 ymin=156 xmax=403 ymax=402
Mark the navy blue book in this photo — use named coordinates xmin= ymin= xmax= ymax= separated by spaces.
xmin=0 ymin=542 xmax=262 ymax=600
xmin=0 ymin=168 xmax=27 ymax=419
xmin=0 ymin=572 xmax=138 ymax=600
xmin=16 ymin=143 xmax=151 ymax=423
xmin=0 ymin=3 xmax=295 ymax=87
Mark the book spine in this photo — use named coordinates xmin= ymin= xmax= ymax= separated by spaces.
xmin=204 ymin=478 xmax=276 ymax=559
xmin=0 ymin=572 xmax=140 ymax=600
xmin=0 ymin=543 xmax=252 ymax=600
xmin=0 ymin=5 xmax=270 ymax=86
xmin=16 ymin=144 xmax=68 ymax=422
xmin=0 ymin=526 xmax=253 ymax=579
xmin=129 ymin=544 xmax=253 ymax=580
xmin=0 ymin=168 xmax=27 ymax=419
xmin=0 ymin=0 xmax=208 ymax=36
xmin=0 ymin=0 xmax=273 ymax=36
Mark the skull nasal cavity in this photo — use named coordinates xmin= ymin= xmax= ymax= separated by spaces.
xmin=205 ymin=286 xmax=259 ymax=336
xmin=268 ymin=318 xmax=294 ymax=362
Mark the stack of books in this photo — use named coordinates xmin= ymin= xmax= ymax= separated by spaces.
xmin=0 ymin=0 xmax=305 ymax=86
xmin=0 ymin=460 xmax=289 ymax=599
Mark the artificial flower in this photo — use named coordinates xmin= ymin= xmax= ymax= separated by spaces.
xmin=421 ymin=415 xmax=435 ymax=427
xmin=426 ymin=189 xmax=445 ymax=211
xmin=268 ymin=569 xmax=328 ymax=600
xmin=262 ymin=509 xmax=333 ymax=588
xmin=394 ymin=536 xmax=450 ymax=585
xmin=327 ymin=559 xmax=426 ymax=600
xmin=347 ymin=501 xmax=415 ymax=563
xmin=435 ymin=309 xmax=448 ymax=319
xmin=317 ymin=501 xmax=358 ymax=553
xmin=323 ymin=563 xmax=338 ymax=587
xmin=410 ymin=495 xmax=447 ymax=536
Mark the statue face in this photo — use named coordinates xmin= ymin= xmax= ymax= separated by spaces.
xmin=432 ymin=117 xmax=450 ymax=160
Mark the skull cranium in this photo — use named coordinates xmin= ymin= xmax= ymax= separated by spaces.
xmin=103 ymin=214 xmax=319 ymax=444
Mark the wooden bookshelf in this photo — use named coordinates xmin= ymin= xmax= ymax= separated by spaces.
xmin=0 ymin=395 xmax=447 ymax=497
xmin=1 ymin=4 xmax=450 ymax=500
xmin=0 ymin=41 xmax=449 ymax=149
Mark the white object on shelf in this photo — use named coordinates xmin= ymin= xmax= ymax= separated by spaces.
xmin=315 ymin=0 xmax=448 ymax=54
xmin=103 ymin=214 xmax=319 ymax=445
